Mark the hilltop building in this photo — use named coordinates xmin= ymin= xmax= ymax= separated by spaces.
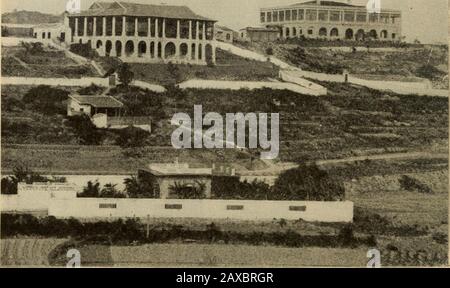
xmin=260 ymin=0 xmax=402 ymax=41
xmin=65 ymin=1 xmax=217 ymax=64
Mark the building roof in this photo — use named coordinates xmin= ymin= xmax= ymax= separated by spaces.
xmin=216 ymin=25 xmax=235 ymax=32
xmin=292 ymin=1 xmax=362 ymax=7
xmin=142 ymin=163 xmax=212 ymax=177
xmin=69 ymin=1 xmax=214 ymax=21
xmin=70 ymin=95 xmax=124 ymax=108
xmin=241 ymin=27 xmax=279 ymax=32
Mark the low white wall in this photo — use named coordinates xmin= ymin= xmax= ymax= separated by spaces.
xmin=280 ymin=70 xmax=327 ymax=96
xmin=48 ymin=198 xmax=353 ymax=222
xmin=1 ymin=76 xmax=110 ymax=87
xmin=1 ymin=183 xmax=77 ymax=212
xmin=179 ymin=79 xmax=323 ymax=96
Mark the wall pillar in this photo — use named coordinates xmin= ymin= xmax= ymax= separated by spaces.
xmin=202 ymin=21 xmax=206 ymax=40
xmin=162 ymin=18 xmax=166 ymax=39
xmin=135 ymin=17 xmax=138 ymax=36
xmin=83 ymin=17 xmax=87 ymax=37
xmin=212 ymin=45 xmax=216 ymax=64
xmin=196 ymin=21 xmax=199 ymax=40
xmin=93 ymin=17 xmax=97 ymax=37
xmin=75 ymin=17 xmax=79 ymax=37
xmin=122 ymin=16 xmax=126 ymax=36
xmin=176 ymin=20 xmax=180 ymax=39
xmin=155 ymin=18 xmax=159 ymax=38
xmin=189 ymin=20 xmax=192 ymax=40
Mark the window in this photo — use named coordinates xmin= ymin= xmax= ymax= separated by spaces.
xmin=308 ymin=29 xmax=313 ymax=35
xmin=260 ymin=12 xmax=266 ymax=23
xmin=279 ymin=10 xmax=285 ymax=22
xmin=48 ymin=32 xmax=51 ymax=38
xmin=306 ymin=9 xmax=317 ymax=21
xmin=267 ymin=12 xmax=272 ymax=22
xmin=165 ymin=204 xmax=182 ymax=209
xmin=380 ymin=14 xmax=389 ymax=23
xmin=226 ymin=34 xmax=231 ymax=40
xmin=330 ymin=11 xmax=341 ymax=22
xmin=289 ymin=206 xmax=307 ymax=212
xmin=356 ymin=13 xmax=367 ymax=22
xmin=42 ymin=32 xmax=46 ymax=39
xmin=292 ymin=10 xmax=298 ymax=21
xmin=99 ymin=203 xmax=117 ymax=209
xmin=285 ymin=10 xmax=291 ymax=21
xmin=318 ymin=10 xmax=328 ymax=21
xmin=392 ymin=33 xmax=396 ymax=39
xmin=344 ymin=11 xmax=355 ymax=22
xmin=79 ymin=108 xmax=84 ymax=112
xmin=227 ymin=205 xmax=244 ymax=210
xmin=298 ymin=9 xmax=304 ymax=20
xmin=369 ymin=13 xmax=379 ymax=22
xmin=273 ymin=11 xmax=278 ymax=22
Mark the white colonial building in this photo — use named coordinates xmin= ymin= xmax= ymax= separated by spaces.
xmin=260 ymin=0 xmax=402 ymax=41
xmin=65 ymin=1 xmax=217 ymax=64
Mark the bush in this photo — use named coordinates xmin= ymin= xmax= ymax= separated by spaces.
xmin=399 ymin=175 xmax=433 ymax=194
xmin=115 ymin=126 xmax=150 ymax=148
xmin=272 ymin=164 xmax=345 ymax=201
xmin=70 ymin=43 xmax=98 ymax=59
xmin=416 ymin=64 xmax=446 ymax=80
xmin=22 ymin=85 xmax=68 ymax=115
xmin=65 ymin=114 xmax=104 ymax=145
xmin=117 ymin=63 xmax=134 ymax=87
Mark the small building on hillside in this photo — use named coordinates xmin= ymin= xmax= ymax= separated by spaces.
xmin=238 ymin=27 xmax=280 ymax=42
xmin=67 ymin=94 xmax=152 ymax=131
xmin=215 ymin=25 xmax=235 ymax=43
xmin=33 ymin=23 xmax=70 ymax=42
xmin=138 ymin=162 xmax=238 ymax=199
xmin=67 ymin=95 xmax=124 ymax=117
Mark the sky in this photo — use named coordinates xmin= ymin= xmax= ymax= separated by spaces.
xmin=1 ymin=0 xmax=448 ymax=44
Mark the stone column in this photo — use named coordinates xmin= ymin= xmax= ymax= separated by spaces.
xmin=196 ymin=21 xmax=199 ymax=40
xmin=162 ymin=18 xmax=166 ymax=39
xmin=83 ymin=17 xmax=87 ymax=36
xmin=187 ymin=42 xmax=192 ymax=60
xmin=93 ymin=17 xmax=97 ymax=36
xmin=201 ymin=43 xmax=206 ymax=63
xmin=135 ymin=17 xmax=138 ymax=36
xmin=212 ymin=44 xmax=216 ymax=64
xmin=189 ymin=20 xmax=192 ymax=40
xmin=202 ymin=21 xmax=206 ymax=40
xmin=122 ymin=16 xmax=126 ymax=36
xmin=75 ymin=17 xmax=79 ymax=37
xmin=155 ymin=18 xmax=159 ymax=38
xmin=176 ymin=20 xmax=180 ymax=39
xmin=102 ymin=17 xmax=106 ymax=36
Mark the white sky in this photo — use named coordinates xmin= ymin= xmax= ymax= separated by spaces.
xmin=1 ymin=0 xmax=448 ymax=44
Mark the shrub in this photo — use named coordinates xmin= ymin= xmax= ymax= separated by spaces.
xmin=416 ymin=64 xmax=446 ymax=80
xmin=78 ymin=180 xmax=101 ymax=198
xmin=65 ymin=114 xmax=104 ymax=145
xmin=22 ymin=85 xmax=69 ymax=115
xmin=117 ymin=63 xmax=134 ymax=87
xmin=115 ymin=126 xmax=150 ymax=148
xmin=70 ymin=43 xmax=98 ymax=58
xmin=272 ymin=164 xmax=345 ymax=201
xmin=124 ymin=175 xmax=157 ymax=198
xmin=399 ymin=175 xmax=433 ymax=194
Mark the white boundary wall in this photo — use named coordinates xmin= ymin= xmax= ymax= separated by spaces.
xmin=48 ymin=198 xmax=353 ymax=222
xmin=1 ymin=183 xmax=354 ymax=222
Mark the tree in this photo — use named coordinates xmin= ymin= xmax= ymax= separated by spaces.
xmin=65 ymin=114 xmax=104 ymax=145
xmin=118 ymin=63 xmax=134 ymax=87
xmin=100 ymin=183 xmax=125 ymax=198
xmin=115 ymin=126 xmax=149 ymax=148
xmin=22 ymin=85 xmax=69 ymax=115
xmin=78 ymin=181 xmax=101 ymax=198
xmin=124 ymin=175 xmax=156 ymax=198
xmin=272 ymin=164 xmax=345 ymax=201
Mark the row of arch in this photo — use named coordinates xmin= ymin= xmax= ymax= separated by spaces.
xmin=94 ymin=39 xmax=214 ymax=61
xmin=284 ymin=27 xmax=392 ymax=40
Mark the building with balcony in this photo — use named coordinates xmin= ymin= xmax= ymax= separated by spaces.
xmin=65 ymin=1 xmax=217 ymax=64
xmin=260 ymin=0 xmax=402 ymax=41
